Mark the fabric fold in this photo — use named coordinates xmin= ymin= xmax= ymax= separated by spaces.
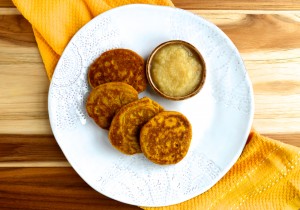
xmin=12 ymin=0 xmax=174 ymax=78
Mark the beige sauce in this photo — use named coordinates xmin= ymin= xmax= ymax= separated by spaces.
xmin=150 ymin=44 xmax=202 ymax=97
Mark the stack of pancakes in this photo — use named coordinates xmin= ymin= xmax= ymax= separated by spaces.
xmin=86 ymin=49 xmax=192 ymax=165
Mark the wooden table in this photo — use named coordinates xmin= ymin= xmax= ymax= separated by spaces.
xmin=1 ymin=0 xmax=299 ymax=209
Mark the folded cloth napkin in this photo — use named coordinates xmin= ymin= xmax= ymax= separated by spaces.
xmin=12 ymin=0 xmax=174 ymax=79
xmin=13 ymin=0 xmax=300 ymax=209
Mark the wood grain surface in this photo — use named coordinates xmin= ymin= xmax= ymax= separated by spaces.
xmin=0 ymin=167 xmax=138 ymax=210
xmin=0 ymin=0 xmax=300 ymax=209
xmin=2 ymin=0 xmax=300 ymax=10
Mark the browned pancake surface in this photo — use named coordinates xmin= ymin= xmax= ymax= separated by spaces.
xmin=88 ymin=49 xmax=147 ymax=92
xmin=108 ymin=97 xmax=164 ymax=155
xmin=140 ymin=111 xmax=192 ymax=165
xmin=86 ymin=82 xmax=138 ymax=129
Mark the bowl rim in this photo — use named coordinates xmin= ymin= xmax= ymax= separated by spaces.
xmin=146 ymin=40 xmax=206 ymax=100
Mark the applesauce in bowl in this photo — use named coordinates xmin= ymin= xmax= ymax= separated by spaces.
xmin=146 ymin=40 xmax=206 ymax=100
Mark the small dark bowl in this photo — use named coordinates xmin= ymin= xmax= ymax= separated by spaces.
xmin=146 ymin=40 xmax=206 ymax=100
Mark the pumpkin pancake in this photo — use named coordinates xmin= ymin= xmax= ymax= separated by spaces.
xmin=88 ymin=49 xmax=147 ymax=92
xmin=140 ymin=111 xmax=192 ymax=165
xmin=86 ymin=82 xmax=138 ymax=129
xmin=108 ymin=97 xmax=164 ymax=155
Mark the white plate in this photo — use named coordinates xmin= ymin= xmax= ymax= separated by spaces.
xmin=48 ymin=4 xmax=254 ymax=207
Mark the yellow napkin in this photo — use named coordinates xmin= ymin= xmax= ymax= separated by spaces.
xmin=12 ymin=0 xmax=174 ymax=79
xmin=13 ymin=0 xmax=300 ymax=209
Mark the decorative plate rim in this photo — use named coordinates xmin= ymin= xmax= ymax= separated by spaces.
xmin=48 ymin=4 xmax=254 ymax=207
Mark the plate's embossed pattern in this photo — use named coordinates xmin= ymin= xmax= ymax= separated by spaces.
xmin=49 ymin=16 xmax=121 ymax=131
xmin=95 ymin=152 xmax=221 ymax=206
xmin=48 ymin=5 xmax=253 ymax=206
xmin=169 ymin=9 xmax=251 ymax=114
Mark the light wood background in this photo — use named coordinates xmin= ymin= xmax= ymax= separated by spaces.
xmin=0 ymin=0 xmax=299 ymax=209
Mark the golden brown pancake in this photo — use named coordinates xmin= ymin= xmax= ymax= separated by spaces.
xmin=108 ymin=97 xmax=164 ymax=155
xmin=88 ymin=49 xmax=147 ymax=92
xmin=86 ymin=82 xmax=138 ymax=129
xmin=140 ymin=111 xmax=192 ymax=165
